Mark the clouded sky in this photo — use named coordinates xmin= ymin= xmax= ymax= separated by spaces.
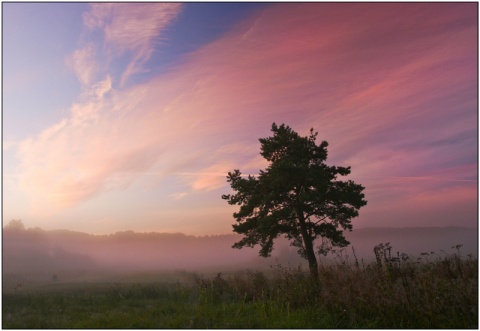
xmin=3 ymin=3 xmax=477 ymax=235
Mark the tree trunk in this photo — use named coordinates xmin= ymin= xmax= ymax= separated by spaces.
xmin=297 ymin=210 xmax=320 ymax=284
xmin=302 ymin=230 xmax=319 ymax=283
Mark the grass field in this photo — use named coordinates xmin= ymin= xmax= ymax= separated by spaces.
xmin=3 ymin=246 xmax=477 ymax=328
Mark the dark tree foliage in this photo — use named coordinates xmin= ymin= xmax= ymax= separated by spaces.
xmin=222 ymin=123 xmax=367 ymax=282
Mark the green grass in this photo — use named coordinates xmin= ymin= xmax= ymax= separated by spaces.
xmin=3 ymin=248 xmax=478 ymax=328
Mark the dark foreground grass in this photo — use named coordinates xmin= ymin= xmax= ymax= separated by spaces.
xmin=3 ymin=248 xmax=478 ymax=328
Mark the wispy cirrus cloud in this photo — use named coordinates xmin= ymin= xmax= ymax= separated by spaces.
xmin=67 ymin=43 xmax=97 ymax=87
xmin=17 ymin=104 xmax=163 ymax=215
xmin=82 ymin=3 xmax=182 ymax=86
xmin=67 ymin=3 xmax=181 ymax=91
xmin=17 ymin=3 xmax=182 ymax=215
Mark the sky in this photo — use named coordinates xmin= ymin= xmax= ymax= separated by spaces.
xmin=2 ymin=2 xmax=478 ymax=236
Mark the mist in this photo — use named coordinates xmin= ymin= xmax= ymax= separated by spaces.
xmin=3 ymin=222 xmax=476 ymax=288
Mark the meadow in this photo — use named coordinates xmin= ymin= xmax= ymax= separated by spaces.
xmin=3 ymin=245 xmax=477 ymax=329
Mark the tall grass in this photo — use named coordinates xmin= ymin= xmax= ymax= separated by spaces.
xmin=3 ymin=245 xmax=477 ymax=328
xmin=315 ymin=244 xmax=477 ymax=328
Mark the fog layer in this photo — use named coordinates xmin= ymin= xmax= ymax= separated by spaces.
xmin=3 ymin=225 xmax=476 ymax=281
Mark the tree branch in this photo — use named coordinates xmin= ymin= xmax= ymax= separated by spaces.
xmin=314 ymin=216 xmax=328 ymax=225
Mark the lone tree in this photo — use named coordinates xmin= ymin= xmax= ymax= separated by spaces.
xmin=222 ymin=123 xmax=367 ymax=283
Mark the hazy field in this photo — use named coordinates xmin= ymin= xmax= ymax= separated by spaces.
xmin=3 ymin=224 xmax=477 ymax=328
xmin=3 ymin=225 xmax=476 ymax=276
xmin=3 ymin=245 xmax=477 ymax=329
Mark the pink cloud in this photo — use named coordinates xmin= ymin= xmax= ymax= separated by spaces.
xmin=169 ymin=192 xmax=187 ymax=201
xmin=185 ymin=161 xmax=239 ymax=192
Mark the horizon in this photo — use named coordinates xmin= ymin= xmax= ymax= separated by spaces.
xmin=3 ymin=3 xmax=478 ymax=237
xmin=3 ymin=220 xmax=478 ymax=238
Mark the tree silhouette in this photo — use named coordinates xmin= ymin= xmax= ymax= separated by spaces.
xmin=5 ymin=219 xmax=25 ymax=231
xmin=222 ymin=123 xmax=367 ymax=283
